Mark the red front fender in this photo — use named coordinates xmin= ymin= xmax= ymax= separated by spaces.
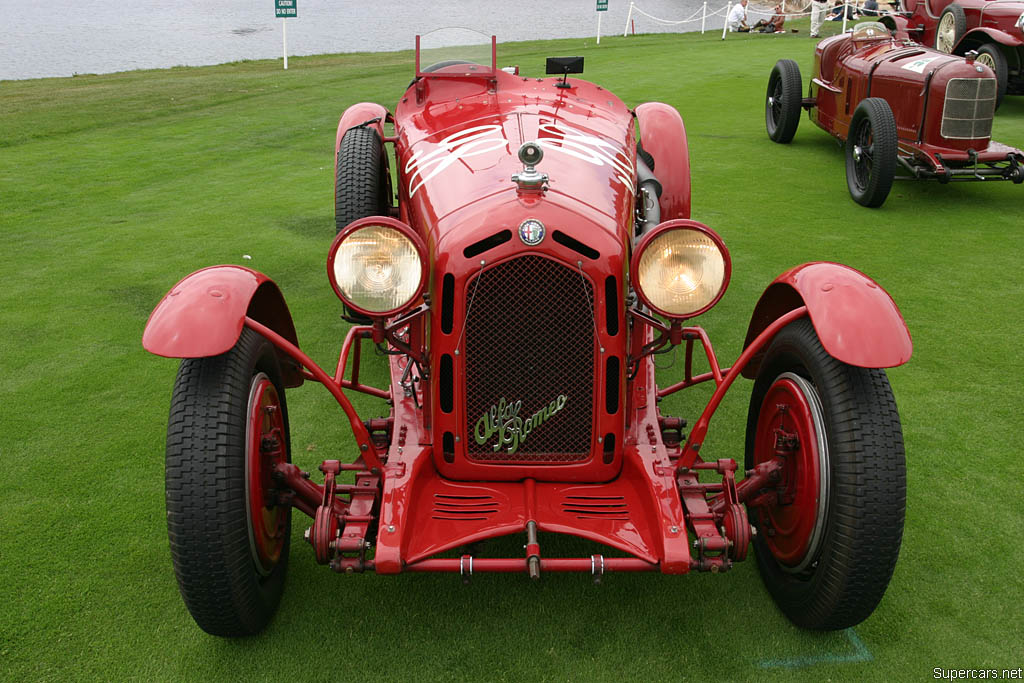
xmin=142 ymin=266 xmax=303 ymax=387
xmin=335 ymin=102 xmax=389 ymax=158
xmin=741 ymin=262 xmax=912 ymax=379
xmin=634 ymin=102 xmax=691 ymax=221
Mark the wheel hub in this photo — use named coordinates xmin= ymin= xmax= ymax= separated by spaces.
xmin=937 ymin=15 xmax=954 ymax=52
xmin=751 ymin=373 xmax=830 ymax=573
xmin=246 ymin=373 xmax=288 ymax=576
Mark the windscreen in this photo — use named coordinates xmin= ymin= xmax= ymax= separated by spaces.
xmin=416 ymin=28 xmax=496 ymax=77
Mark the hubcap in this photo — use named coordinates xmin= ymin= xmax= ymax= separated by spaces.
xmin=853 ymin=118 xmax=874 ymax=190
xmin=937 ymin=14 xmax=955 ymax=52
xmin=751 ymin=373 xmax=830 ymax=573
xmin=246 ymin=373 xmax=288 ymax=576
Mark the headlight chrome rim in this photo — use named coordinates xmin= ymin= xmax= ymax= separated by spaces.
xmin=630 ymin=220 xmax=731 ymax=320
xmin=327 ymin=216 xmax=428 ymax=317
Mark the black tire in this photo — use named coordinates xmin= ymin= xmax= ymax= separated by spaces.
xmin=845 ymin=98 xmax=897 ymax=208
xmin=766 ymin=59 xmax=803 ymax=144
xmin=335 ymin=125 xmax=392 ymax=323
xmin=745 ymin=318 xmax=906 ymax=630
xmin=935 ymin=4 xmax=966 ymax=53
xmin=335 ymin=126 xmax=390 ymax=235
xmin=976 ymin=43 xmax=1008 ymax=110
xmin=166 ymin=328 xmax=292 ymax=637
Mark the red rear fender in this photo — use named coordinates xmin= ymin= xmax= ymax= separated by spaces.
xmin=142 ymin=266 xmax=303 ymax=386
xmin=635 ymin=102 xmax=691 ymax=221
xmin=741 ymin=262 xmax=912 ymax=378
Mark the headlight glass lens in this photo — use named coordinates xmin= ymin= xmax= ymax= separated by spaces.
xmin=637 ymin=228 xmax=726 ymax=317
xmin=1017 ymin=12 xmax=1024 ymax=30
xmin=333 ymin=225 xmax=422 ymax=313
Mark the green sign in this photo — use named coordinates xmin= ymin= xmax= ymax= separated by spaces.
xmin=275 ymin=0 xmax=297 ymax=18
xmin=596 ymin=0 xmax=608 ymax=10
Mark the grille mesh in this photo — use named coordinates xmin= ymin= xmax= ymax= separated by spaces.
xmin=941 ymin=78 xmax=996 ymax=140
xmin=464 ymin=256 xmax=595 ymax=463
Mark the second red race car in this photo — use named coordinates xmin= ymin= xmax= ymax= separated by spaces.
xmin=767 ymin=21 xmax=1024 ymax=207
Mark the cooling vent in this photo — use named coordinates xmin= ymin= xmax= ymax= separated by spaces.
xmin=431 ymin=494 xmax=499 ymax=521
xmin=561 ymin=495 xmax=629 ymax=521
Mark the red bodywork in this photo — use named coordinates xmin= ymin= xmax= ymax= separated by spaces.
xmin=808 ymin=26 xmax=1024 ymax=177
xmin=145 ymin=40 xmax=911 ymax=578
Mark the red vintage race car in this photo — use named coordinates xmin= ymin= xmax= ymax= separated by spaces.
xmin=144 ymin=30 xmax=912 ymax=637
xmin=900 ymin=0 xmax=1024 ymax=106
xmin=767 ymin=21 xmax=1024 ymax=207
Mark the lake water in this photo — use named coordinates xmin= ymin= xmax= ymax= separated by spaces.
xmin=0 ymin=0 xmax=753 ymax=81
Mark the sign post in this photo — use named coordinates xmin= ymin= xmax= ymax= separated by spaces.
xmin=275 ymin=0 xmax=297 ymax=70
xmin=596 ymin=0 xmax=608 ymax=44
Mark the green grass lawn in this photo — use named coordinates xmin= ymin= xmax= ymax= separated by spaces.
xmin=2 ymin=23 xmax=1022 ymax=681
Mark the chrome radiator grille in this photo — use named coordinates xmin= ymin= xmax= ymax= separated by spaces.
xmin=941 ymin=78 xmax=996 ymax=140
xmin=463 ymin=255 xmax=595 ymax=463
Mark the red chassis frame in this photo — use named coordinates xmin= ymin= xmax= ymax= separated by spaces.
xmin=143 ymin=263 xmax=895 ymax=579
xmin=243 ymin=308 xmax=807 ymax=576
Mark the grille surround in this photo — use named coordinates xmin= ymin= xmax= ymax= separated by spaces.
xmin=941 ymin=77 xmax=996 ymax=140
xmin=463 ymin=255 xmax=596 ymax=463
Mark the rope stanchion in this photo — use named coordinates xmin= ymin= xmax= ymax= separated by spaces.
xmin=701 ymin=1 xmax=708 ymax=33
xmin=624 ymin=1 xmax=634 ymax=37
xmin=842 ymin=0 xmax=849 ymax=32
xmin=722 ymin=1 xmax=732 ymax=39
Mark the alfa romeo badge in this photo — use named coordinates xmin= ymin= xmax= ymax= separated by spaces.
xmin=518 ymin=219 xmax=545 ymax=246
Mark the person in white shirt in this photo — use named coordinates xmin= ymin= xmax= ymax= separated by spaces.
xmin=728 ymin=0 xmax=751 ymax=31
xmin=810 ymin=0 xmax=829 ymax=36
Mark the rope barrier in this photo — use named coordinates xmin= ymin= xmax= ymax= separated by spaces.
xmin=623 ymin=0 xmax=864 ymax=35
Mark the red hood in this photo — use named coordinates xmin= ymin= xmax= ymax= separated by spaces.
xmin=393 ymin=70 xmax=636 ymax=252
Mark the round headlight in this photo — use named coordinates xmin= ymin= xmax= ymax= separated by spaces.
xmin=632 ymin=221 xmax=730 ymax=319
xmin=328 ymin=218 xmax=426 ymax=316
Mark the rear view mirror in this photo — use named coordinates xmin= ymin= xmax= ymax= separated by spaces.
xmin=546 ymin=56 xmax=584 ymax=75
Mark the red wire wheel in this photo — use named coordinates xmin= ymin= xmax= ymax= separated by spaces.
xmin=246 ymin=374 xmax=289 ymax=575
xmin=750 ymin=372 xmax=829 ymax=572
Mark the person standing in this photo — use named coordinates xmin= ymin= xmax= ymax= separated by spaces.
xmin=728 ymin=0 xmax=751 ymax=31
xmin=810 ymin=0 xmax=829 ymax=37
